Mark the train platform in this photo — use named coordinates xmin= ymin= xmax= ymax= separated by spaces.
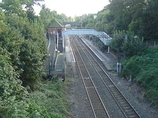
xmin=44 ymin=35 xmax=65 ymax=78
xmin=80 ymin=36 xmax=118 ymax=71
xmin=55 ymin=53 xmax=64 ymax=72
xmin=65 ymin=36 xmax=76 ymax=63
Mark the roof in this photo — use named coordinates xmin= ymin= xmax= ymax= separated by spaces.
xmin=48 ymin=20 xmax=63 ymax=28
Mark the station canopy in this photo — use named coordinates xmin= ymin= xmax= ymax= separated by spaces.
xmin=48 ymin=20 xmax=63 ymax=28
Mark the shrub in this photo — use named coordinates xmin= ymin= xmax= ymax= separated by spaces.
xmin=122 ymin=48 xmax=158 ymax=107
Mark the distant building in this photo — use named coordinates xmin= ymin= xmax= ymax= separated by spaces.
xmin=47 ymin=20 xmax=63 ymax=38
xmin=47 ymin=20 xmax=64 ymax=53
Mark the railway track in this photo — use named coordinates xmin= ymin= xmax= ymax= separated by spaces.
xmin=70 ymin=35 xmax=110 ymax=118
xmin=69 ymin=35 xmax=141 ymax=118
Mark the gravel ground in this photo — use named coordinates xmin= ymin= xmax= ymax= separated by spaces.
xmin=65 ymin=37 xmax=158 ymax=118
xmin=66 ymin=62 xmax=94 ymax=118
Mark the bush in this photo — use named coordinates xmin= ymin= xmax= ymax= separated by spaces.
xmin=0 ymin=55 xmax=69 ymax=117
xmin=0 ymin=53 xmax=29 ymax=117
xmin=122 ymin=48 xmax=158 ymax=107
xmin=109 ymin=30 xmax=145 ymax=59
xmin=29 ymin=79 xmax=69 ymax=118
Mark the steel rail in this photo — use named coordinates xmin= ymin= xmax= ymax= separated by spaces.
xmin=70 ymin=35 xmax=110 ymax=118
xmin=77 ymin=36 xmax=141 ymax=118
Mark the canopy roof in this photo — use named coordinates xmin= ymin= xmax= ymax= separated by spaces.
xmin=48 ymin=20 xmax=63 ymax=28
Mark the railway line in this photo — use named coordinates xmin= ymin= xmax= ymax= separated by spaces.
xmin=70 ymin=35 xmax=110 ymax=118
xmin=69 ymin=35 xmax=141 ymax=118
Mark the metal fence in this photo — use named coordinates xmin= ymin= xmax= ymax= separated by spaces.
xmin=144 ymin=41 xmax=158 ymax=47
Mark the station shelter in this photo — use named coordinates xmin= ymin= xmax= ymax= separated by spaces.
xmin=47 ymin=20 xmax=64 ymax=52
xmin=47 ymin=20 xmax=65 ymax=79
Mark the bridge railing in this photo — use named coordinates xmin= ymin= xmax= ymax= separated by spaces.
xmin=63 ymin=29 xmax=112 ymax=45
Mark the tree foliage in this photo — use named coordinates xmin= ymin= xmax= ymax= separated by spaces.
xmin=0 ymin=0 xmax=70 ymax=117
xmin=40 ymin=5 xmax=72 ymax=29
xmin=79 ymin=0 xmax=158 ymax=40
xmin=122 ymin=49 xmax=158 ymax=107
xmin=109 ymin=30 xmax=145 ymax=59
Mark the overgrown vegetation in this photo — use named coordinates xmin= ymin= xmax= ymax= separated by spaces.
xmin=0 ymin=0 xmax=70 ymax=117
xmin=108 ymin=30 xmax=158 ymax=107
xmin=122 ymin=48 xmax=158 ymax=107
xmin=29 ymin=79 xmax=69 ymax=118
xmin=39 ymin=4 xmax=72 ymax=30
xmin=109 ymin=30 xmax=145 ymax=59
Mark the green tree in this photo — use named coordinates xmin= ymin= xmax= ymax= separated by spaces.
xmin=108 ymin=0 xmax=132 ymax=32
xmin=124 ymin=0 xmax=147 ymax=36
xmin=109 ymin=30 xmax=145 ymax=60
xmin=39 ymin=5 xmax=54 ymax=29
xmin=95 ymin=7 xmax=112 ymax=33
xmin=82 ymin=14 xmax=95 ymax=28
xmin=0 ymin=0 xmax=24 ymax=15
xmin=0 ymin=0 xmax=47 ymax=89
xmin=122 ymin=34 xmax=144 ymax=58
xmin=122 ymin=49 xmax=158 ymax=107
xmin=140 ymin=0 xmax=158 ymax=40
xmin=0 ymin=51 xmax=29 ymax=117
xmin=109 ymin=30 xmax=125 ymax=61
xmin=39 ymin=5 xmax=71 ymax=29
xmin=0 ymin=1 xmax=70 ymax=117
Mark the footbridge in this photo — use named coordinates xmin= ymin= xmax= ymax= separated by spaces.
xmin=63 ymin=29 xmax=112 ymax=45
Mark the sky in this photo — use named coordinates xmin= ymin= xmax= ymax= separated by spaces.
xmin=34 ymin=0 xmax=110 ymax=17
xmin=0 ymin=0 xmax=110 ymax=17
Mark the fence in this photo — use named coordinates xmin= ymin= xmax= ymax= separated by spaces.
xmin=144 ymin=41 xmax=158 ymax=47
